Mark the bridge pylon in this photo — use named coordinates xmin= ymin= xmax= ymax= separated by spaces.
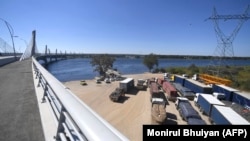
xmin=19 ymin=30 xmax=39 ymax=61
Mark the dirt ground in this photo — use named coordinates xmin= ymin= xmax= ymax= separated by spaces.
xmin=63 ymin=72 xmax=211 ymax=141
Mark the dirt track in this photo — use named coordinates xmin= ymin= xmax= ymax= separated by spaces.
xmin=63 ymin=73 xmax=210 ymax=141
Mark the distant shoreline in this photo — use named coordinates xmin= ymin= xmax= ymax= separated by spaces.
xmin=64 ymin=53 xmax=250 ymax=60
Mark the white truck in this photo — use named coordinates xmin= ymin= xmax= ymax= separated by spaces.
xmin=119 ymin=78 xmax=134 ymax=93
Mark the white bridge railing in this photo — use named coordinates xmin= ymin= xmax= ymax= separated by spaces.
xmin=32 ymin=57 xmax=129 ymax=141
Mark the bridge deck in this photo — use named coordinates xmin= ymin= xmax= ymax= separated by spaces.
xmin=0 ymin=59 xmax=45 ymax=141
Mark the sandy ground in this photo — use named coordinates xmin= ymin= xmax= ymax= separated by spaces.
xmin=63 ymin=72 xmax=211 ymax=141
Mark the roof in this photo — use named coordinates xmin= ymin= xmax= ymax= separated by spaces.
xmin=120 ymin=78 xmax=134 ymax=83
xmin=216 ymin=84 xmax=240 ymax=92
xmin=213 ymin=105 xmax=250 ymax=125
xmin=199 ymin=94 xmax=225 ymax=106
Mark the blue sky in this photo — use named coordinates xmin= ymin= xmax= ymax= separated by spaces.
xmin=0 ymin=0 xmax=250 ymax=56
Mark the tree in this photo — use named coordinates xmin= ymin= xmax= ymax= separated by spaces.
xmin=143 ymin=53 xmax=158 ymax=72
xmin=90 ymin=54 xmax=116 ymax=77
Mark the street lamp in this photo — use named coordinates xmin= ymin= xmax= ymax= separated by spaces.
xmin=0 ymin=18 xmax=17 ymax=60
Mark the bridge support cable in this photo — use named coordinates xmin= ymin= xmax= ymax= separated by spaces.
xmin=32 ymin=57 xmax=129 ymax=141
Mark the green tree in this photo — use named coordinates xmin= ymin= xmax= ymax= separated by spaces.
xmin=90 ymin=54 xmax=116 ymax=76
xmin=143 ymin=53 xmax=158 ymax=72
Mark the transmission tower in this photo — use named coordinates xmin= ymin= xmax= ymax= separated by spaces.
xmin=206 ymin=5 xmax=250 ymax=78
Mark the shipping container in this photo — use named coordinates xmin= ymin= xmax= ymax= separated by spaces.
xmin=119 ymin=78 xmax=134 ymax=93
xmin=196 ymin=94 xmax=225 ymax=116
xmin=173 ymin=75 xmax=186 ymax=86
xmin=162 ymin=81 xmax=178 ymax=101
xmin=212 ymin=84 xmax=239 ymax=101
xmin=184 ymin=79 xmax=212 ymax=94
xmin=210 ymin=105 xmax=250 ymax=125
xmin=232 ymin=91 xmax=250 ymax=108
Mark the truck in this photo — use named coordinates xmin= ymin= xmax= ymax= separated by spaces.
xmin=183 ymin=78 xmax=212 ymax=94
xmin=149 ymin=82 xmax=160 ymax=101
xmin=136 ymin=79 xmax=146 ymax=90
xmin=173 ymin=82 xmax=195 ymax=100
xmin=210 ymin=105 xmax=250 ymax=125
xmin=119 ymin=78 xmax=134 ymax=93
xmin=109 ymin=87 xmax=125 ymax=102
xmin=162 ymin=81 xmax=178 ymax=101
xmin=175 ymin=97 xmax=205 ymax=125
xmin=195 ymin=93 xmax=225 ymax=116
xmin=151 ymin=97 xmax=167 ymax=125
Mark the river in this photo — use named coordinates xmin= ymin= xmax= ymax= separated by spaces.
xmin=46 ymin=58 xmax=250 ymax=82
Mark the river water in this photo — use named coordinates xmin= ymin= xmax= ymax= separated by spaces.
xmin=46 ymin=58 xmax=250 ymax=82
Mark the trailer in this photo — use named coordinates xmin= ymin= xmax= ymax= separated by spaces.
xmin=210 ymin=105 xmax=250 ymax=125
xmin=175 ymin=97 xmax=203 ymax=122
xmin=173 ymin=83 xmax=195 ymax=100
xmin=195 ymin=93 xmax=225 ymax=116
xmin=119 ymin=78 xmax=134 ymax=93
xmin=212 ymin=84 xmax=239 ymax=101
xmin=231 ymin=91 xmax=250 ymax=109
xmin=149 ymin=82 xmax=160 ymax=101
xmin=173 ymin=75 xmax=186 ymax=86
xmin=162 ymin=81 xmax=178 ymax=101
xmin=184 ymin=78 xmax=212 ymax=94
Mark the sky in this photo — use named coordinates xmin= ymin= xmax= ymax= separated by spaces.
xmin=0 ymin=0 xmax=250 ymax=56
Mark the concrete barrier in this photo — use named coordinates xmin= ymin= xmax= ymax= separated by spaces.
xmin=0 ymin=56 xmax=16 ymax=67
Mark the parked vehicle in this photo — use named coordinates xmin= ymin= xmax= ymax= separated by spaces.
xmin=183 ymin=78 xmax=212 ymax=94
xmin=109 ymin=87 xmax=125 ymax=102
xmin=162 ymin=81 xmax=178 ymax=101
xmin=136 ymin=79 xmax=146 ymax=90
xmin=173 ymin=83 xmax=195 ymax=100
xmin=175 ymin=97 xmax=204 ymax=124
xmin=151 ymin=97 xmax=167 ymax=124
xmin=187 ymin=117 xmax=206 ymax=125
xmin=210 ymin=105 xmax=250 ymax=125
xmin=149 ymin=82 xmax=160 ymax=101
xmin=119 ymin=78 xmax=134 ymax=93
xmin=194 ymin=93 xmax=225 ymax=116
xmin=212 ymin=92 xmax=225 ymax=100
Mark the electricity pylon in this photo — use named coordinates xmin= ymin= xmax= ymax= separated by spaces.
xmin=206 ymin=5 xmax=250 ymax=78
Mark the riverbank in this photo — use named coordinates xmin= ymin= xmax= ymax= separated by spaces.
xmin=63 ymin=72 xmax=211 ymax=141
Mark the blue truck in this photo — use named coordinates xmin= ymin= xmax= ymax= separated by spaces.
xmin=210 ymin=105 xmax=250 ymax=125
xmin=194 ymin=93 xmax=225 ymax=116
xmin=175 ymin=97 xmax=206 ymax=125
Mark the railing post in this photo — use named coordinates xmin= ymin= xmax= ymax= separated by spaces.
xmin=55 ymin=107 xmax=66 ymax=141
xmin=34 ymin=67 xmax=39 ymax=79
xmin=37 ymin=72 xmax=41 ymax=87
xmin=42 ymin=81 xmax=48 ymax=103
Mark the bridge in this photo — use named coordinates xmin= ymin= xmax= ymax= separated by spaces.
xmin=0 ymin=30 xmax=129 ymax=141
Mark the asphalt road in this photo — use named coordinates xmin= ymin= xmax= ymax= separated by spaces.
xmin=0 ymin=59 xmax=45 ymax=141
